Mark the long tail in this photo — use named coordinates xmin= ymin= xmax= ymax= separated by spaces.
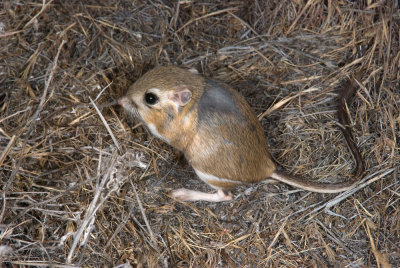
xmin=270 ymin=170 xmax=354 ymax=193
xmin=337 ymin=73 xmax=365 ymax=178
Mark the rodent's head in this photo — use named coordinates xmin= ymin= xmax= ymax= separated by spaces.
xmin=119 ymin=66 xmax=203 ymax=143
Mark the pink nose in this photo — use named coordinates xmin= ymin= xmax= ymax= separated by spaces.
xmin=118 ymin=97 xmax=127 ymax=106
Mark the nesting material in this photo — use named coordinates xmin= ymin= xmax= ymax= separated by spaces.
xmin=0 ymin=1 xmax=398 ymax=267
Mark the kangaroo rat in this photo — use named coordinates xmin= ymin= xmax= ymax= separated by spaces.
xmin=119 ymin=66 xmax=355 ymax=202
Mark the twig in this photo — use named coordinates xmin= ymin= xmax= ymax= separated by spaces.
xmin=90 ymin=97 xmax=121 ymax=152
xmin=267 ymin=216 xmax=288 ymax=251
xmin=364 ymin=218 xmax=392 ymax=268
xmin=94 ymin=81 xmax=113 ymax=101
xmin=23 ymin=0 xmax=54 ymax=30
xmin=305 ymin=168 xmax=395 ymax=219
xmin=286 ymin=0 xmax=313 ymax=35
xmin=6 ymin=262 xmax=79 ymax=268
xmin=0 ymin=135 xmax=16 ymax=167
xmin=0 ymin=30 xmax=23 ymax=38
xmin=132 ymin=184 xmax=156 ymax=246
xmin=175 ymin=7 xmax=238 ymax=34
xmin=0 ymin=106 xmax=31 ymax=124
xmin=258 ymin=87 xmax=320 ymax=119
xmin=228 ymin=12 xmax=264 ymax=41
xmin=66 ymin=150 xmax=118 ymax=263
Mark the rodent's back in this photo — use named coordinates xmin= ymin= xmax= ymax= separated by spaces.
xmin=186 ymin=79 xmax=276 ymax=185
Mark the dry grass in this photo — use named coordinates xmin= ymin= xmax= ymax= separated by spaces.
xmin=1 ymin=0 xmax=399 ymax=267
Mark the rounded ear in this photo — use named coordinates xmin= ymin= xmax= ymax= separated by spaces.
xmin=168 ymin=89 xmax=192 ymax=107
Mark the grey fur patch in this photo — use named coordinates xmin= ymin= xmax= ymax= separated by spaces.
xmin=198 ymin=79 xmax=242 ymax=122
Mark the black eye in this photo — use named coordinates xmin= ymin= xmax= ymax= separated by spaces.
xmin=144 ymin=92 xmax=159 ymax=105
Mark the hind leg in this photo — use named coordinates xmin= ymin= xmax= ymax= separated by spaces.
xmin=171 ymin=188 xmax=233 ymax=202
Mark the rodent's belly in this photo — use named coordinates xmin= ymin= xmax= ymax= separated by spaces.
xmin=193 ymin=168 xmax=244 ymax=189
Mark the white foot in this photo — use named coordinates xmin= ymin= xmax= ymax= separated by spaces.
xmin=171 ymin=188 xmax=233 ymax=202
